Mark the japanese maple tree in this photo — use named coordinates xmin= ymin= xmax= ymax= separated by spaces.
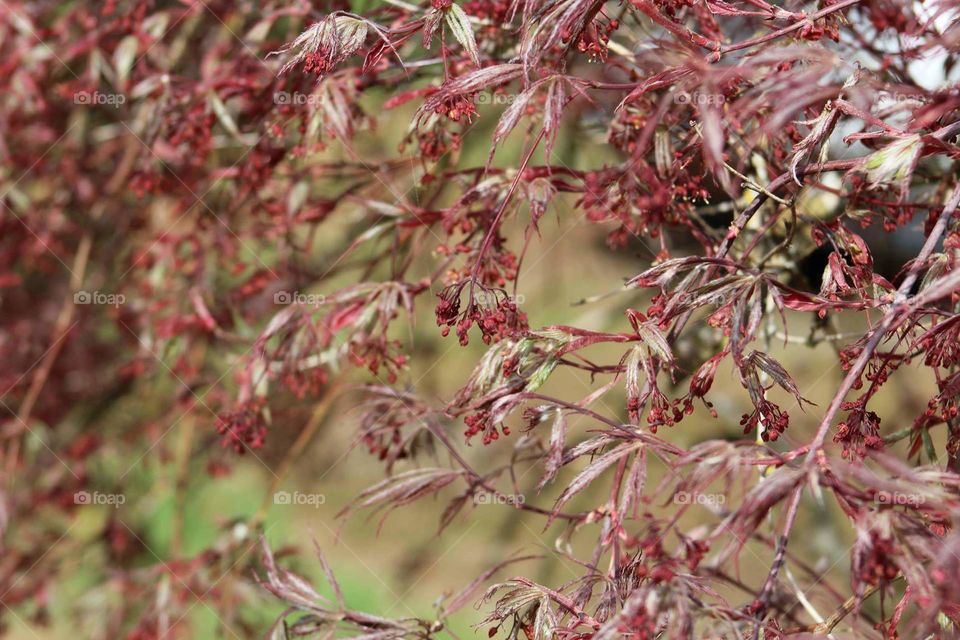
xmin=2 ymin=0 xmax=960 ymax=638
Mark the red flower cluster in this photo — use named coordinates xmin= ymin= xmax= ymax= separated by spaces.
xmin=216 ymin=401 xmax=267 ymax=454
xmin=436 ymin=284 xmax=528 ymax=345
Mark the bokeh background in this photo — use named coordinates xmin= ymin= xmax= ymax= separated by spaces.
xmin=9 ymin=108 xmax=939 ymax=639
xmin=3 ymin=1 xmax=946 ymax=638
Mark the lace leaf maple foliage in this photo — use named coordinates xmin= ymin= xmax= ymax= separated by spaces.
xmin=1 ymin=0 xmax=960 ymax=638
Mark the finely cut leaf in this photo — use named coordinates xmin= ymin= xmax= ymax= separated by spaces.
xmin=551 ymin=442 xmax=641 ymax=522
xmin=445 ymin=4 xmax=481 ymax=66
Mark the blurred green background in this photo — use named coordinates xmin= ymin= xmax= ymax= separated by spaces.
xmin=5 ymin=2 xmax=943 ymax=637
